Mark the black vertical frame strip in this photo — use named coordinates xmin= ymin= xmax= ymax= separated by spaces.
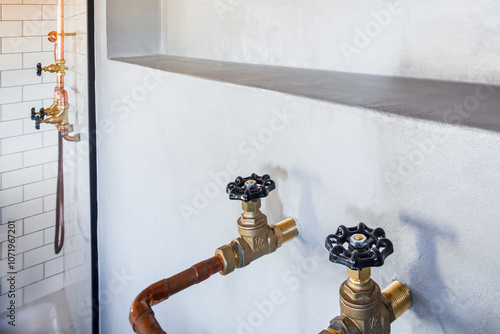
xmin=87 ymin=0 xmax=99 ymax=332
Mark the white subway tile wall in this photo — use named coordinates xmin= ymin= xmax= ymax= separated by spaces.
xmin=0 ymin=0 xmax=89 ymax=316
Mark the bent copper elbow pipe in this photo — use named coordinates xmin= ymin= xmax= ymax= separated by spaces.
xmin=130 ymin=256 xmax=224 ymax=334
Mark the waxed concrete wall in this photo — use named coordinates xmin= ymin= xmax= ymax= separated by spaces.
xmin=98 ymin=1 xmax=500 ymax=333
xmin=162 ymin=0 xmax=500 ymax=85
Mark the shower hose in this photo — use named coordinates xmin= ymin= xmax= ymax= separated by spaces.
xmin=54 ymin=131 xmax=64 ymax=254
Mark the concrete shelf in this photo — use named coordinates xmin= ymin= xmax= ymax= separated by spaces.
xmin=114 ymin=54 xmax=500 ymax=133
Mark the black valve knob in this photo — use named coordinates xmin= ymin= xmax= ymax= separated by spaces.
xmin=31 ymin=107 xmax=36 ymax=120
xmin=325 ymin=223 xmax=393 ymax=271
xmin=36 ymin=63 xmax=42 ymax=76
xmin=226 ymin=173 xmax=275 ymax=201
xmin=34 ymin=116 xmax=41 ymax=130
xmin=39 ymin=107 xmax=45 ymax=120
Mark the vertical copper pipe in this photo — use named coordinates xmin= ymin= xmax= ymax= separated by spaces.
xmin=129 ymin=256 xmax=224 ymax=334
xmin=55 ymin=0 xmax=66 ymax=108
xmin=57 ymin=0 xmax=64 ymax=63
xmin=54 ymin=131 xmax=65 ymax=254
xmin=54 ymin=0 xmax=77 ymax=142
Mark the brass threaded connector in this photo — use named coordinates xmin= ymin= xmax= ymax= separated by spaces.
xmin=381 ymin=281 xmax=412 ymax=320
xmin=271 ymin=218 xmax=298 ymax=247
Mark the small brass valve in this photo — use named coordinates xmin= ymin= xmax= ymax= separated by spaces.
xmin=30 ymin=103 xmax=71 ymax=131
xmin=36 ymin=60 xmax=66 ymax=77
xmin=215 ymin=173 xmax=298 ymax=275
xmin=320 ymin=223 xmax=412 ymax=334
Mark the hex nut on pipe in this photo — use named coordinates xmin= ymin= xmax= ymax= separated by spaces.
xmin=242 ymin=200 xmax=261 ymax=213
xmin=347 ymin=268 xmax=371 ymax=282
xmin=215 ymin=244 xmax=237 ymax=275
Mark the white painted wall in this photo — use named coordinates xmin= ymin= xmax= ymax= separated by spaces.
xmin=97 ymin=1 xmax=500 ymax=333
xmin=163 ymin=0 xmax=500 ymax=85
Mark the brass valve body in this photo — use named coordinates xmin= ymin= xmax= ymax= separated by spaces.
xmin=215 ymin=199 xmax=298 ymax=275
xmin=43 ymin=101 xmax=59 ymax=116
xmin=42 ymin=115 xmax=64 ymax=125
xmin=42 ymin=104 xmax=71 ymax=129
xmin=321 ymin=269 xmax=412 ymax=334
xmin=42 ymin=60 xmax=66 ymax=75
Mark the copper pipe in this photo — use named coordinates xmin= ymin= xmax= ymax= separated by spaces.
xmin=53 ymin=40 xmax=57 ymax=64
xmin=54 ymin=131 xmax=65 ymax=254
xmin=130 ymin=256 xmax=224 ymax=334
xmin=54 ymin=0 xmax=67 ymax=110
xmin=56 ymin=0 xmax=64 ymax=63
xmin=54 ymin=0 xmax=74 ymax=142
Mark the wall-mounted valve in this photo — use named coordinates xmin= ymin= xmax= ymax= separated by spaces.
xmin=29 ymin=101 xmax=79 ymax=141
xmin=36 ymin=60 xmax=66 ymax=77
xmin=29 ymin=103 xmax=62 ymax=128
xmin=130 ymin=173 xmax=298 ymax=334
xmin=215 ymin=173 xmax=298 ymax=275
xmin=320 ymin=223 xmax=412 ymax=334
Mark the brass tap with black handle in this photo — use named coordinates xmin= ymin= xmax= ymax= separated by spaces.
xmin=320 ymin=223 xmax=412 ymax=334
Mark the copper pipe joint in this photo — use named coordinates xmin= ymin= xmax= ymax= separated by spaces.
xmin=129 ymin=256 xmax=223 ymax=334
